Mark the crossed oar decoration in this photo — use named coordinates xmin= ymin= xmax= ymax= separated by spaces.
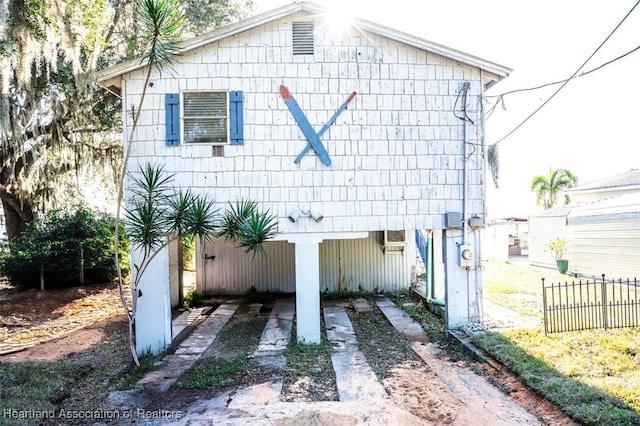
xmin=280 ymin=85 xmax=357 ymax=166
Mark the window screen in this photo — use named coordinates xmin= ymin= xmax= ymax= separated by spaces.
xmin=183 ymin=92 xmax=228 ymax=143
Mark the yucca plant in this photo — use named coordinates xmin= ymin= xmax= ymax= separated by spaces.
xmin=113 ymin=0 xmax=185 ymax=366
xmin=124 ymin=163 xmax=278 ymax=363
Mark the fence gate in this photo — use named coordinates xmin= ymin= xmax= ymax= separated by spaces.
xmin=542 ymin=275 xmax=640 ymax=334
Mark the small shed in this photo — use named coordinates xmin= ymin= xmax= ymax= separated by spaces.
xmin=528 ymin=207 xmax=571 ymax=269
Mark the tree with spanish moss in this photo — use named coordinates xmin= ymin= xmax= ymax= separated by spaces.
xmin=0 ymin=0 xmax=254 ymax=240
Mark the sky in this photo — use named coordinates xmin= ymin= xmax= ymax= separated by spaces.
xmin=254 ymin=0 xmax=640 ymax=218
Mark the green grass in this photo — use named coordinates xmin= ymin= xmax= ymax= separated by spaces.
xmin=176 ymin=299 xmax=269 ymax=390
xmin=177 ymin=354 xmax=250 ymax=389
xmin=113 ymin=352 xmax=157 ymax=390
xmin=347 ymin=304 xmax=417 ymax=380
xmin=0 ymin=361 xmax=92 ymax=426
xmin=476 ymin=260 xmax=640 ymax=426
xmin=282 ymin=336 xmax=335 ymax=395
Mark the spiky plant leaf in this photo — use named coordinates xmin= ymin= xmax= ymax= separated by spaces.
xmin=166 ymin=189 xmax=196 ymax=236
xmin=217 ymin=200 xmax=258 ymax=242
xmin=487 ymin=143 xmax=499 ymax=188
xmin=236 ymin=209 xmax=278 ymax=259
xmin=185 ymin=195 xmax=220 ymax=241
xmin=137 ymin=0 xmax=184 ymax=72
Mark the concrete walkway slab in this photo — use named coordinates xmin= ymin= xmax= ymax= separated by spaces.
xmin=135 ymin=301 xmax=239 ymax=392
xmin=227 ymin=298 xmax=295 ymax=407
xmin=376 ymin=298 xmax=542 ymax=425
xmin=253 ymin=297 xmax=295 ymax=364
xmin=323 ymin=305 xmax=388 ymax=402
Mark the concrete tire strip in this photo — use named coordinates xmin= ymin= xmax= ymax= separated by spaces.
xmin=376 ymin=298 xmax=542 ymax=426
xmin=169 ymin=300 xmax=427 ymax=425
xmin=109 ymin=301 xmax=240 ymax=410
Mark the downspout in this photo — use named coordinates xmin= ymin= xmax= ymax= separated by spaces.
xmin=426 ymin=232 xmax=432 ymax=300
xmin=462 ymin=81 xmax=470 ymax=246
xmin=462 ymin=82 xmax=471 ymax=322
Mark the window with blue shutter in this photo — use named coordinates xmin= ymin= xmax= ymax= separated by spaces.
xmin=165 ymin=93 xmax=180 ymax=146
xmin=229 ymin=90 xmax=244 ymax=145
xmin=176 ymin=91 xmax=244 ymax=145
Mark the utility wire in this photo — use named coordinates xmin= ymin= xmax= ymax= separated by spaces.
xmin=490 ymin=0 xmax=640 ymax=147
xmin=487 ymin=43 xmax=640 ymax=99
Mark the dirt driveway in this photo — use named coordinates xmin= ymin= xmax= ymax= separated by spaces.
xmin=0 ymin=280 xmax=577 ymax=425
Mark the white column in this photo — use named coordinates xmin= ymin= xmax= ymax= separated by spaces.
xmin=132 ymin=243 xmax=172 ymax=355
xmin=294 ymin=239 xmax=321 ymax=343
xmin=275 ymin=232 xmax=368 ymax=345
xmin=444 ymin=230 xmax=481 ymax=329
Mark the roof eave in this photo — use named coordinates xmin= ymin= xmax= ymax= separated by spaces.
xmin=96 ymin=2 xmax=316 ymax=91
xmin=96 ymin=1 xmax=511 ymax=92
xmin=351 ymin=16 xmax=511 ymax=81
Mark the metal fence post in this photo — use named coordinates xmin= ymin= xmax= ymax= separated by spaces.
xmin=542 ymin=278 xmax=547 ymax=335
xmin=601 ymin=274 xmax=608 ymax=330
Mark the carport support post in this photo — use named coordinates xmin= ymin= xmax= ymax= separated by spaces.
xmin=293 ymin=237 xmax=322 ymax=344
xmin=132 ymin=243 xmax=173 ymax=355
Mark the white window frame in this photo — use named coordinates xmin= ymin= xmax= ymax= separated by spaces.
xmin=181 ymin=91 xmax=230 ymax=144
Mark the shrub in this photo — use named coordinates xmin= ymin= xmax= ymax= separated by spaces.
xmin=183 ymin=288 xmax=203 ymax=308
xmin=0 ymin=208 xmax=129 ymax=289
xmin=182 ymin=235 xmax=195 ymax=271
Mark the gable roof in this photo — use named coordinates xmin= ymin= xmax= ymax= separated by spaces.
xmin=567 ymin=169 xmax=640 ymax=193
xmin=96 ymin=1 xmax=510 ymax=95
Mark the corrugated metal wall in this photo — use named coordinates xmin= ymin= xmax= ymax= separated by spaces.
xmin=197 ymin=238 xmax=296 ymax=294
xmin=196 ymin=232 xmax=413 ymax=295
xmin=568 ymin=219 xmax=640 ymax=279
xmin=481 ymin=223 xmax=509 ymax=261
xmin=567 ymin=194 xmax=640 ymax=279
xmin=320 ymin=232 xmax=412 ymax=293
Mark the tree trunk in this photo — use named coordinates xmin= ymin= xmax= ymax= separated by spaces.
xmin=0 ymin=191 xmax=35 ymax=240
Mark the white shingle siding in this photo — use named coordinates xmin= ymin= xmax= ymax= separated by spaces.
xmin=122 ymin=13 xmax=486 ymax=233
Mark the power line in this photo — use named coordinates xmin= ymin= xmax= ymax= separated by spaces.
xmin=490 ymin=0 xmax=640 ymax=147
xmin=486 ymin=44 xmax=640 ymax=99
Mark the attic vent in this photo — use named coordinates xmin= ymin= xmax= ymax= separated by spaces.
xmin=292 ymin=21 xmax=314 ymax=55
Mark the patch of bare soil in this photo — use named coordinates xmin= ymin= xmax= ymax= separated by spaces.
xmin=383 ymin=360 xmax=459 ymax=424
xmin=0 ymin=281 xmax=124 ymax=359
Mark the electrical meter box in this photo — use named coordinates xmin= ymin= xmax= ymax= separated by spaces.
xmin=459 ymin=243 xmax=474 ymax=268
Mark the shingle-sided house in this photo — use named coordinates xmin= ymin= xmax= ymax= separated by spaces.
xmin=97 ymin=2 xmax=510 ymax=354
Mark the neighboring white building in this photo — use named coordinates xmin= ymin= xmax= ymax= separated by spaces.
xmin=97 ymin=2 xmax=510 ymax=354
xmin=529 ymin=169 xmax=640 ymax=278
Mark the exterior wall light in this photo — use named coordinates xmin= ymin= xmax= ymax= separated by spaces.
xmin=288 ymin=209 xmax=323 ymax=223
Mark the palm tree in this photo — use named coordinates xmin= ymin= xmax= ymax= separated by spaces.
xmin=530 ymin=168 xmax=578 ymax=209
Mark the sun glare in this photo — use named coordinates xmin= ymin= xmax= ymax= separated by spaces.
xmin=321 ymin=0 xmax=356 ymax=34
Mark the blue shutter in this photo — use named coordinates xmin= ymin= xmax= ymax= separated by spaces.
xmin=165 ymin=93 xmax=180 ymax=146
xmin=229 ymin=90 xmax=244 ymax=145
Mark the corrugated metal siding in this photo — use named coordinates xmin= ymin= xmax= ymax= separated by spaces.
xmin=319 ymin=232 xmax=411 ymax=292
xmin=566 ymin=193 xmax=640 ymax=279
xmin=197 ymin=232 xmax=413 ymax=295
xmin=568 ymin=218 xmax=640 ymax=279
xmin=481 ymin=224 xmax=509 ymax=261
xmin=197 ymin=238 xmax=295 ymax=295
